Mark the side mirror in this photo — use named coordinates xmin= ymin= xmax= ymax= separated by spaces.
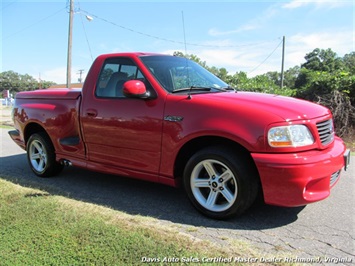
xmin=123 ymin=80 xmax=150 ymax=99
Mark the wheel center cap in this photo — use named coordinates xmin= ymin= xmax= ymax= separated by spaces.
xmin=212 ymin=182 xmax=218 ymax=188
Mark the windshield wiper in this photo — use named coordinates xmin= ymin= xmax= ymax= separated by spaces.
xmin=172 ymin=86 xmax=212 ymax=93
xmin=172 ymin=86 xmax=235 ymax=99
xmin=220 ymin=86 xmax=236 ymax=91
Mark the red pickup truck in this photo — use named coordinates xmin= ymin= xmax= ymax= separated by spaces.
xmin=9 ymin=53 xmax=350 ymax=219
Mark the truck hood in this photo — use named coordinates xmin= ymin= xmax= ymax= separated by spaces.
xmin=198 ymin=91 xmax=331 ymax=121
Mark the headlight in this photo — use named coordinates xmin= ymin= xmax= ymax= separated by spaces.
xmin=268 ymin=125 xmax=314 ymax=147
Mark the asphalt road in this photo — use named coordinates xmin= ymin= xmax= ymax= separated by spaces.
xmin=1 ymin=128 xmax=354 ymax=264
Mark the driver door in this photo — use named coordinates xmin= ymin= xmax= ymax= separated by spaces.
xmin=80 ymin=57 xmax=164 ymax=176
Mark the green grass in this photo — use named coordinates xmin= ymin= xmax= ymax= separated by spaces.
xmin=0 ymin=125 xmax=13 ymax=129
xmin=0 ymin=179 xmax=268 ymax=266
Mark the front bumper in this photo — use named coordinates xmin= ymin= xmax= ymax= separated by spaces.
xmin=252 ymin=137 xmax=348 ymax=207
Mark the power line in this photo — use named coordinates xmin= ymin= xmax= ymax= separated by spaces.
xmin=2 ymin=7 xmax=66 ymax=41
xmin=0 ymin=0 xmax=18 ymax=11
xmin=247 ymin=39 xmax=283 ymax=75
xmin=79 ymin=9 xmax=273 ymax=49
xmin=77 ymin=0 xmax=93 ymax=62
xmin=79 ymin=13 xmax=94 ymax=62
xmin=3 ymin=1 xmax=285 ymax=78
xmin=78 ymin=8 xmax=285 ymax=75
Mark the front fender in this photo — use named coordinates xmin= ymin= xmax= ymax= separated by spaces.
xmin=159 ymin=94 xmax=273 ymax=179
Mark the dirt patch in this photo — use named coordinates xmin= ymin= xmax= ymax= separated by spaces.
xmin=0 ymin=106 xmax=14 ymax=127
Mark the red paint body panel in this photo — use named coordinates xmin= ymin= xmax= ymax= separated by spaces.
xmin=12 ymin=96 xmax=85 ymax=161
xmin=9 ymin=52 xmax=347 ymax=207
xmin=252 ymin=136 xmax=346 ymax=206
xmin=16 ymin=88 xmax=81 ymax=99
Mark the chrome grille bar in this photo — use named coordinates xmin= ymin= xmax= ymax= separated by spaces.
xmin=330 ymin=170 xmax=341 ymax=186
xmin=316 ymin=119 xmax=334 ymax=146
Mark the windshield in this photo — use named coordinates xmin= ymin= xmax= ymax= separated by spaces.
xmin=139 ymin=55 xmax=229 ymax=93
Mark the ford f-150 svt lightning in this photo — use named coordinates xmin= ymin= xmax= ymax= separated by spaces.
xmin=9 ymin=53 xmax=350 ymax=219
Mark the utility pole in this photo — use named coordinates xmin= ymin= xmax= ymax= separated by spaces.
xmin=38 ymin=73 xmax=42 ymax=89
xmin=66 ymin=0 xmax=74 ymax=88
xmin=77 ymin=69 xmax=84 ymax=83
xmin=280 ymin=36 xmax=285 ymax=89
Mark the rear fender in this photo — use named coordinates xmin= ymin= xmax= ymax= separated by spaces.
xmin=14 ymin=98 xmax=85 ymax=159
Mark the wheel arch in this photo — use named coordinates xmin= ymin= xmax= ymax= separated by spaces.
xmin=24 ymin=122 xmax=49 ymax=146
xmin=174 ymin=136 xmax=260 ymax=182
xmin=26 ymin=129 xmax=64 ymax=177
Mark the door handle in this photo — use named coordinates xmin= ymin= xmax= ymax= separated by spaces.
xmin=86 ymin=109 xmax=98 ymax=117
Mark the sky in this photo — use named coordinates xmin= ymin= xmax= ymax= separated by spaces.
xmin=1 ymin=0 xmax=354 ymax=84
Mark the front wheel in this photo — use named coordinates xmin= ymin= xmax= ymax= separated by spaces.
xmin=26 ymin=132 xmax=63 ymax=177
xmin=183 ymin=146 xmax=259 ymax=219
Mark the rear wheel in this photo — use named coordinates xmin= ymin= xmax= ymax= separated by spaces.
xmin=27 ymin=132 xmax=63 ymax=177
xmin=183 ymin=146 xmax=259 ymax=219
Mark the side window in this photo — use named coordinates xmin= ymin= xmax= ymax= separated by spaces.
xmin=95 ymin=58 xmax=146 ymax=98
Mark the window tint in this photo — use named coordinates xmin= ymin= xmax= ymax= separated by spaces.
xmin=95 ymin=58 xmax=146 ymax=98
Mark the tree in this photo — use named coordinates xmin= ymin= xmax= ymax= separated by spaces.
xmin=296 ymin=48 xmax=345 ymax=88
xmin=0 ymin=71 xmax=21 ymax=93
xmin=343 ymin=52 xmax=355 ymax=75
xmin=294 ymin=48 xmax=355 ymax=137
xmin=229 ymin=71 xmax=248 ymax=89
xmin=0 ymin=71 xmax=55 ymax=95
xmin=301 ymin=48 xmax=343 ymax=72
xmin=265 ymin=71 xmax=280 ymax=87
xmin=283 ymin=66 xmax=300 ymax=88
xmin=295 ymin=69 xmax=355 ymax=136
xmin=172 ymin=51 xmax=185 ymax=58
xmin=209 ymin=66 xmax=229 ymax=81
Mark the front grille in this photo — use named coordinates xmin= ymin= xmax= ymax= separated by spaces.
xmin=330 ymin=170 xmax=341 ymax=186
xmin=316 ymin=119 xmax=334 ymax=146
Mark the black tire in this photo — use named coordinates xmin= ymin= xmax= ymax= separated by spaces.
xmin=183 ymin=146 xmax=259 ymax=219
xmin=26 ymin=132 xmax=63 ymax=177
